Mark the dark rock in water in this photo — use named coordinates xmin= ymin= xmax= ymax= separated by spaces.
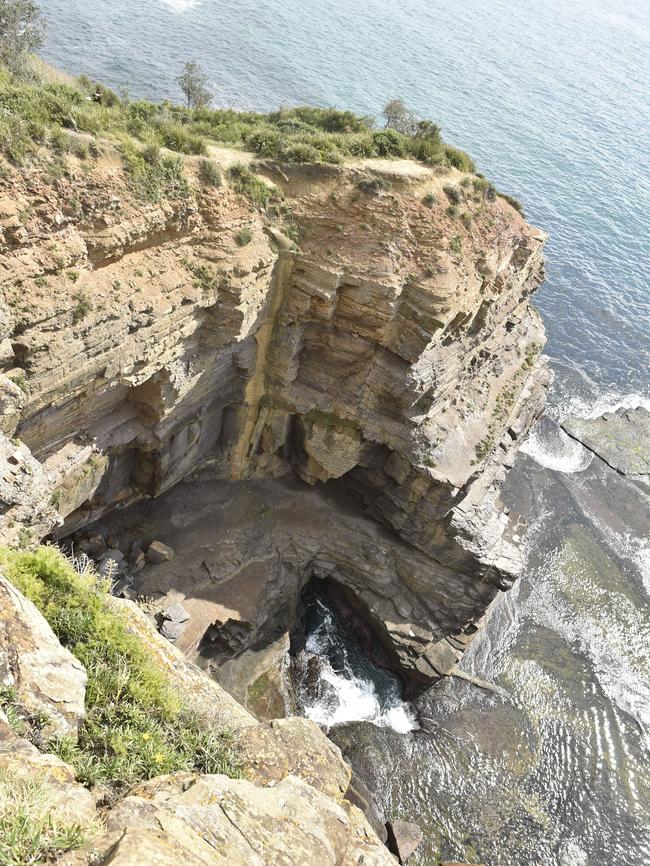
xmin=562 ymin=406 xmax=650 ymax=490
xmin=386 ymin=819 xmax=423 ymax=863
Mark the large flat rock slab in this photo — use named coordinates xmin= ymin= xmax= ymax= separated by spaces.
xmin=562 ymin=407 xmax=650 ymax=489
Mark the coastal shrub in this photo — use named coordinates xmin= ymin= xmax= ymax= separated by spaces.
xmin=155 ymin=120 xmax=206 ymax=155
xmin=198 ymin=158 xmax=222 ymax=186
xmin=0 ymin=114 xmax=33 ymax=163
xmin=236 ymin=227 xmax=253 ymax=246
xmin=0 ymin=62 xmax=484 ymax=179
xmin=498 ymin=192 xmax=525 ymax=215
xmin=71 ymin=292 xmax=92 ymax=323
xmin=372 ymin=129 xmax=405 ymax=157
xmin=0 ymin=546 xmax=241 ymax=789
xmin=444 ymin=144 xmax=475 ymax=173
xmin=121 ymin=143 xmax=190 ymax=203
xmin=443 ymin=184 xmax=461 ymax=204
xmin=357 ymin=177 xmax=391 ymax=195
xmin=227 ymin=163 xmax=273 ymax=207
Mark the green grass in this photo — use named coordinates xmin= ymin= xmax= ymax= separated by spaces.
xmin=0 ymin=63 xmax=476 ymax=173
xmin=0 ymin=769 xmax=92 ymax=866
xmin=0 ymin=546 xmax=240 ymax=790
xmin=235 ymin=227 xmax=253 ymax=246
xmin=227 ymin=163 xmax=274 ymax=207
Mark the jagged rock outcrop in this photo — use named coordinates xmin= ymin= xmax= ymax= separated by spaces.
xmin=0 ymin=146 xmax=549 ymax=688
xmin=57 ymin=771 xmax=396 ymax=866
xmin=0 ymin=573 xmax=86 ymax=737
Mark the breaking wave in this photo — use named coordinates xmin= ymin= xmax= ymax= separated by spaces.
xmin=520 ymin=420 xmax=593 ymax=474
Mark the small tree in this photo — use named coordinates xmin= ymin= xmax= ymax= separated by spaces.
xmin=382 ymin=98 xmax=418 ymax=136
xmin=177 ymin=59 xmax=212 ymax=109
xmin=0 ymin=0 xmax=44 ymax=77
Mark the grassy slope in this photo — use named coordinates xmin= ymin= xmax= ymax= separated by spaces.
xmin=0 ymin=546 xmax=240 ymax=789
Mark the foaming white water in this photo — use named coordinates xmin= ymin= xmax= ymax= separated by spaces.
xmin=159 ymin=0 xmax=199 ymax=12
xmin=557 ymin=392 xmax=650 ymax=422
xmin=521 ymin=424 xmax=593 ymax=473
xmin=303 ymin=661 xmax=418 ymax=733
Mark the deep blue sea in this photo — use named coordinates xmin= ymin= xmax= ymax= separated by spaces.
xmin=35 ymin=2 xmax=650 ymax=864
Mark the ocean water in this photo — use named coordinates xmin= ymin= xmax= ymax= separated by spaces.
xmin=35 ymin=1 xmax=650 ymax=864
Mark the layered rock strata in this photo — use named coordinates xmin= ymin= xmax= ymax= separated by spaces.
xmin=0 ymin=145 xmax=549 ymax=687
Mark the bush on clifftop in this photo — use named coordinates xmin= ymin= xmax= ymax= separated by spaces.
xmin=0 ymin=63 xmax=477 ymax=173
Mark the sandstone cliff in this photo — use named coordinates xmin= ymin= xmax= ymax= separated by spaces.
xmin=0 ymin=131 xmax=548 ymax=691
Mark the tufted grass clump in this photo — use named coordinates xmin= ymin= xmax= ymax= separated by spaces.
xmin=0 ymin=546 xmax=241 ymax=790
xmin=198 ymin=158 xmax=222 ymax=187
xmin=236 ymin=227 xmax=253 ymax=246
xmin=0 ymin=769 xmax=92 ymax=866
xmin=227 ymin=163 xmax=274 ymax=207
xmin=121 ymin=141 xmax=190 ymax=203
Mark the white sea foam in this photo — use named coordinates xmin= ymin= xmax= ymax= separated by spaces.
xmin=159 ymin=0 xmax=199 ymax=12
xmin=520 ymin=424 xmax=593 ymax=474
xmin=557 ymin=392 xmax=650 ymax=422
xmin=303 ymin=662 xmax=418 ymax=733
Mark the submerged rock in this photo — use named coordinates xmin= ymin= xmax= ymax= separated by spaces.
xmin=562 ymin=407 xmax=650 ymax=490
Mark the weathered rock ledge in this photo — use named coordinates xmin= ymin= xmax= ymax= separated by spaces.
xmin=0 ymin=143 xmax=549 ymax=691
xmin=1 ymin=571 xmax=396 ymax=865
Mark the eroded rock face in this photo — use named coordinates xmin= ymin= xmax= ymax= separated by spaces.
xmin=0 ymin=573 xmax=86 ymax=738
xmin=0 ymin=150 xmax=549 ymax=686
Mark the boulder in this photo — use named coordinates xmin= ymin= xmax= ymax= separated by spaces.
xmin=162 ymin=601 xmax=190 ymax=623
xmin=0 ymin=435 xmax=59 ymax=546
xmin=160 ymin=619 xmax=186 ymax=642
xmin=0 ymin=573 xmax=86 ymax=738
xmin=386 ymin=820 xmax=423 ymax=863
xmin=85 ymin=533 xmax=107 ymax=557
xmin=147 ymin=540 xmax=175 ymax=564
xmin=239 ymin=716 xmax=351 ymax=801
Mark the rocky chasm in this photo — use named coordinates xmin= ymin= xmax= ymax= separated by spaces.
xmin=0 ymin=144 xmax=548 ymax=696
